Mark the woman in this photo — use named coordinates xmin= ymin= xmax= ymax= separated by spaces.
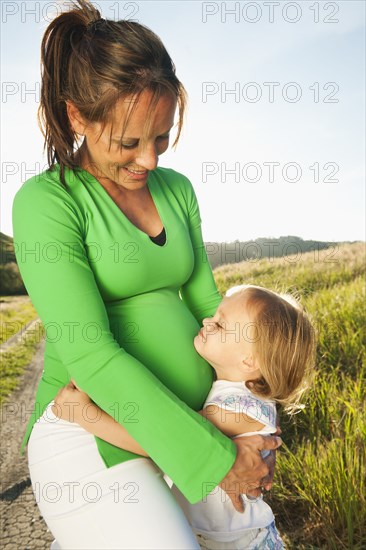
xmin=12 ymin=1 xmax=281 ymax=548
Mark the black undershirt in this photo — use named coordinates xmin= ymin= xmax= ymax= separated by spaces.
xmin=149 ymin=227 xmax=166 ymax=246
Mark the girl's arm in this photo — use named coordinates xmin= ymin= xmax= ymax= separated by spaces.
xmin=198 ymin=406 xmax=265 ymax=437
xmin=53 ymin=382 xmax=262 ymax=453
xmin=53 ymin=381 xmax=149 ymax=457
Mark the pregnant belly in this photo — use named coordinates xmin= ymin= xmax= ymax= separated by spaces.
xmin=107 ymin=289 xmax=214 ymax=410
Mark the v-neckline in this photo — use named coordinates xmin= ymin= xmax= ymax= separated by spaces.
xmin=76 ymin=167 xmax=168 ymax=247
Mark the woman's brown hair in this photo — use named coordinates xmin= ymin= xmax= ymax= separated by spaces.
xmin=38 ymin=0 xmax=187 ymax=189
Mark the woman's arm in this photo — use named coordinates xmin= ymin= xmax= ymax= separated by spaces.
xmin=177 ymin=171 xmax=223 ymax=324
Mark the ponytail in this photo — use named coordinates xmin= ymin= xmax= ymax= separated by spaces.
xmin=38 ymin=0 xmax=102 ymax=188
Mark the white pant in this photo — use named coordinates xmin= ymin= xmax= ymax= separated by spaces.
xmin=28 ymin=402 xmax=200 ymax=550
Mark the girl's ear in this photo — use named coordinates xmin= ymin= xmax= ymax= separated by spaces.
xmin=242 ymin=355 xmax=260 ymax=372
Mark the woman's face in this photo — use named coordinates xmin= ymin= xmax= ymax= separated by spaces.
xmin=69 ymin=90 xmax=177 ymax=192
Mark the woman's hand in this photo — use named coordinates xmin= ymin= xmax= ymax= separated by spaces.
xmin=261 ymin=425 xmax=282 ymax=491
xmin=218 ymin=434 xmax=282 ymax=513
xmin=52 ymin=379 xmax=92 ymax=424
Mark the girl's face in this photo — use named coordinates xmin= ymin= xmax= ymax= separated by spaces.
xmin=68 ymin=89 xmax=177 ymax=192
xmin=194 ymin=292 xmax=262 ymax=382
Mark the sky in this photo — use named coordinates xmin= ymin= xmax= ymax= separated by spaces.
xmin=1 ymin=0 xmax=365 ymax=243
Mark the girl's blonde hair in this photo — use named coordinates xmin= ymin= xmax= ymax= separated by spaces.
xmin=38 ymin=0 xmax=187 ymax=189
xmin=226 ymin=285 xmax=317 ymax=413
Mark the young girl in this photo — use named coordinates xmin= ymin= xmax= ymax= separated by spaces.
xmin=53 ymin=284 xmax=316 ymax=549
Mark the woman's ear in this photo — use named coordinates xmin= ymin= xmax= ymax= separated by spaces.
xmin=66 ymin=100 xmax=87 ymax=135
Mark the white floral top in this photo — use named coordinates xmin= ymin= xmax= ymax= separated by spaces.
xmin=205 ymin=380 xmax=277 ymax=437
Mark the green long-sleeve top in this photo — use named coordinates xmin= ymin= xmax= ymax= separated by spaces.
xmin=12 ymin=164 xmax=237 ymax=504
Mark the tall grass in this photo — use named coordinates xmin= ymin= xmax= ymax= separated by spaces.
xmin=0 ymin=296 xmax=38 ymax=345
xmin=214 ymin=242 xmax=366 ymax=549
xmin=0 ymin=322 xmax=45 ymax=405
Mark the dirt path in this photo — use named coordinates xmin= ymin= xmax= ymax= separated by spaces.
xmin=0 ymin=329 xmax=54 ymax=550
xmin=1 ymin=319 xmax=41 ymax=351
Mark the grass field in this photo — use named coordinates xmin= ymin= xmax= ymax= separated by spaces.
xmin=1 ymin=242 xmax=364 ymax=548
xmin=213 ymin=242 xmax=365 ymax=549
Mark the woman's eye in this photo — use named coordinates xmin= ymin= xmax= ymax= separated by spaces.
xmin=121 ymin=142 xmax=138 ymax=149
xmin=114 ymin=135 xmax=169 ymax=150
xmin=112 ymin=139 xmax=139 ymax=149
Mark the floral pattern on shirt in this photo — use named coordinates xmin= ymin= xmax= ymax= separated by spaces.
xmin=206 ymin=392 xmax=276 ymax=428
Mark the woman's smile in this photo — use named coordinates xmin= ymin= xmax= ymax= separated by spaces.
xmin=121 ymin=166 xmax=149 ymax=180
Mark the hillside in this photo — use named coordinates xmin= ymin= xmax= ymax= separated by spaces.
xmin=0 ymin=229 xmax=357 ymax=292
xmin=206 ymin=236 xmax=346 ymax=269
xmin=0 ymin=232 xmax=26 ymax=295
xmin=0 ymin=231 xmax=16 ymax=264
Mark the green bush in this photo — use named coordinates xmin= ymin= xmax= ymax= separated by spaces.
xmin=0 ymin=262 xmax=27 ymax=296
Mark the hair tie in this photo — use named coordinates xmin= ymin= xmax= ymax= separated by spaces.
xmin=87 ymin=17 xmax=105 ymax=33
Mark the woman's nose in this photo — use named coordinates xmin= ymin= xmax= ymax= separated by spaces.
xmin=135 ymin=143 xmax=159 ymax=171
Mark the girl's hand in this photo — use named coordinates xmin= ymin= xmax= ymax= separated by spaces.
xmin=52 ymin=379 xmax=93 ymax=423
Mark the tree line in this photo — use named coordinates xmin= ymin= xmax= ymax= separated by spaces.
xmin=1 ymin=231 xmax=355 ymax=296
